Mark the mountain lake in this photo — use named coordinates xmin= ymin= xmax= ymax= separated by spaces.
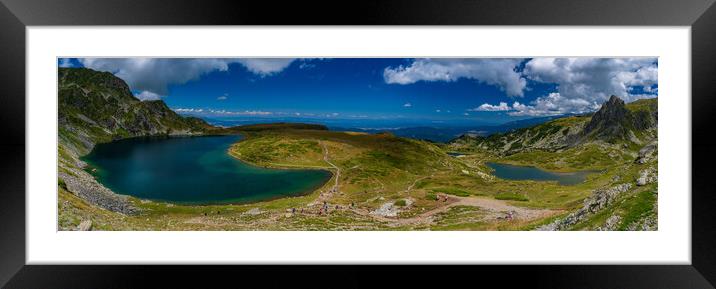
xmin=81 ymin=135 xmax=332 ymax=205
xmin=486 ymin=162 xmax=598 ymax=185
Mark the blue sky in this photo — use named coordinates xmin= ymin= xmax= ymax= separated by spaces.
xmin=59 ymin=57 xmax=658 ymax=126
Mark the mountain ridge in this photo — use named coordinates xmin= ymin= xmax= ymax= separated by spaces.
xmin=448 ymin=95 xmax=657 ymax=155
xmin=58 ymin=67 xmax=215 ymax=155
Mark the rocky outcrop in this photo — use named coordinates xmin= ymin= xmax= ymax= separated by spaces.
xmin=60 ymin=170 xmax=137 ymax=215
xmin=583 ymin=95 xmax=658 ymax=143
xmin=243 ymin=208 xmax=263 ymax=216
xmin=583 ymin=95 xmax=631 ymax=140
xmin=537 ymin=183 xmax=633 ymax=231
xmin=598 ymin=215 xmax=622 ymax=231
xmin=370 ymin=203 xmax=399 ymax=217
xmin=626 ymin=212 xmax=657 ymax=230
xmin=636 ymin=167 xmax=657 ymax=186
xmin=635 ymin=141 xmax=658 ymax=164
xmin=77 ymin=220 xmax=93 ymax=231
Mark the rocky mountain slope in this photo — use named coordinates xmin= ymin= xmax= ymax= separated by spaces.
xmin=59 ymin=67 xmax=213 ymax=155
xmin=448 ymin=95 xmax=657 ymax=155
xmin=58 ymin=68 xmax=218 ymax=216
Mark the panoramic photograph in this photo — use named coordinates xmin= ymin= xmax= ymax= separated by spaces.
xmin=57 ymin=57 xmax=658 ymax=231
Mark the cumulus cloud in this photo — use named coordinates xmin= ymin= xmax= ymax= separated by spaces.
xmin=235 ymin=59 xmax=296 ymax=75
xmin=383 ymin=58 xmax=657 ymax=116
xmin=520 ymin=57 xmax=658 ymax=115
xmin=469 ymin=102 xmax=511 ymax=112
xmin=383 ymin=58 xmax=527 ymax=97
xmin=403 ymin=103 xmax=412 ymax=107
xmin=134 ymin=90 xmax=162 ymax=101
xmin=217 ymin=93 xmax=228 ymax=101
xmin=79 ymin=58 xmax=296 ymax=96
xmin=58 ymin=58 xmax=73 ymax=68
xmin=508 ymin=93 xmax=601 ymax=116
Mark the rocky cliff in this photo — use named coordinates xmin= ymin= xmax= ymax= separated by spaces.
xmin=582 ymin=95 xmax=657 ymax=143
xmin=59 ymin=67 xmax=213 ymax=155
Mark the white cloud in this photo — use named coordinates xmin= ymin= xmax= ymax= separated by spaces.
xmin=173 ymin=108 xmax=204 ymax=113
xmin=58 ymin=58 xmax=73 ymax=68
xmin=299 ymin=62 xmax=316 ymax=70
xmin=217 ymin=93 xmax=228 ymax=101
xmin=238 ymin=110 xmax=272 ymax=115
xmin=383 ymin=58 xmax=527 ymax=97
xmin=469 ymin=102 xmax=511 ymax=112
xmin=403 ymin=103 xmax=412 ymax=107
xmin=134 ymin=90 xmax=162 ymax=101
xmin=78 ymin=58 xmax=296 ymax=96
xmin=173 ymin=108 xmax=273 ymax=116
xmin=435 ymin=109 xmax=441 ymax=113
xmin=236 ymin=59 xmax=296 ymax=75
xmin=522 ymin=57 xmax=658 ymax=111
xmin=508 ymin=93 xmax=601 ymax=116
xmin=213 ymin=109 xmax=272 ymax=115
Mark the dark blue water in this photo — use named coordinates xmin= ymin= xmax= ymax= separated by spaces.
xmin=486 ymin=162 xmax=596 ymax=185
xmin=81 ymin=135 xmax=332 ymax=205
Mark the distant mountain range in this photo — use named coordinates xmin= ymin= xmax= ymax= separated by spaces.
xmin=205 ymin=115 xmax=574 ymax=143
xmin=330 ymin=115 xmax=574 ymax=143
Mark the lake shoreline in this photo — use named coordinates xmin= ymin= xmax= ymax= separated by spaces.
xmin=80 ymin=135 xmax=333 ymax=206
xmin=486 ymin=162 xmax=601 ymax=186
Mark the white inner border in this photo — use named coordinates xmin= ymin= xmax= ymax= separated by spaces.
xmin=27 ymin=27 xmax=690 ymax=264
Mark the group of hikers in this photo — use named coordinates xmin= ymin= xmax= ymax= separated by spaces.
xmin=436 ymin=194 xmax=449 ymax=202
xmin=497 ymin=210 xmax=515 ymax=221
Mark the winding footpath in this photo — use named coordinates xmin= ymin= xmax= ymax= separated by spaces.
xmin=363 ymin=195 xmax=561 ymax=226
xmin=321 ymin=141 xmax=340 ymax=191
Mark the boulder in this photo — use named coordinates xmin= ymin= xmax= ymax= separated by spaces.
xmin=77 ymin=220 xmax=92 ymax=231
xmin=370 ymin=203 xmax=398 ymax=217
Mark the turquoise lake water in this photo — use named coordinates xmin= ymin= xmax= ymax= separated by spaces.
xmin=81 ymin=135 xmax=332 ymax=205
xmin=486 ymin=162 xmax=597 ymax=185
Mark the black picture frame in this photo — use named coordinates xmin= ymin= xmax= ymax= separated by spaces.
xmin=1 ymin=0 xmax=715 ymax=288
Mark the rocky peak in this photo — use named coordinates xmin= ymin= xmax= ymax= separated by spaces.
xmin=583 ymin=95 xmax=632 ymax=141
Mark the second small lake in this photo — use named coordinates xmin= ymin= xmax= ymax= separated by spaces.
xmin=486 ymin=162 xmax=597 ymax=185
xmin=82 ymin=135 xmax=332 ymax=205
